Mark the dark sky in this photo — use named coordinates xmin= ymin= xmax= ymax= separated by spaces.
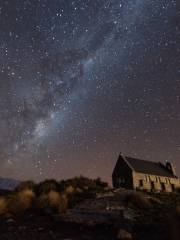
xmin=0 ymin=0 xmax=179 ymax=183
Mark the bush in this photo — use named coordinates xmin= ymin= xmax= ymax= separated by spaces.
xmin=48 ymin=190 xmax=61 ymax=208
xmin=36 ymin=193 xmax=49 ymax=210
xmin=59 ymin=177 xmax=108 ymax=207
xmin=8 ymin=189 xmax=35 ymax=215
xmin=94 ymin=177 xmax=108 ymax=189
xmin=59 ymin=176 xmax=108 ymax=194
xmin=58 ymin=194 xmax=68 ymax=213
xmin=36 ymin=190 xmax=68 ymax=213
xmin=64 ymin=184 xmax=96 ymax=206
xmin=16 ymin=180 xmax=35 ymax=192
xmin=65 ymin=185 xmax=76 ymax=195
xmin=0 ymin=197 xmax=7 ymax=216
xmin=35 ymin=179 xmax=60 ymax=195
xmin=0 ymin=177 xmax=108 ymax=217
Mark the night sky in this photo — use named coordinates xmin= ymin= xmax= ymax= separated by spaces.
xmin=0 ymin=0 xmax=179 ymax=183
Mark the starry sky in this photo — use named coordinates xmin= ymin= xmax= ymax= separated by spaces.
xmin=0 ymin=0 xmax=179 ymax=183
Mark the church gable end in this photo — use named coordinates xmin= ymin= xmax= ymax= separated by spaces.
xmin=112 ymin=154 xmax=133 ymax=189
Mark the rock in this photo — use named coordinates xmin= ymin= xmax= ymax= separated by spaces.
xmin=117 ymin=229 xmax=133 ymax=240
xmin=49 ymin=230 xmax=54 ymax=235
xmin=96 ymin=192 xmax=114 ymax=198
xmin=38 ymin=227 xmax=44 ymax=231
xmin=6 ymin=218 xmax=15 ymax=224
xmin=18 ymin=226 xmax=26 ymax=230
xmin=123 ymin=208 xmax=137 ymax=221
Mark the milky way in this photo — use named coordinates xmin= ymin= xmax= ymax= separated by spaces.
xmin=0 ymin=0 xmax=179 ymax=182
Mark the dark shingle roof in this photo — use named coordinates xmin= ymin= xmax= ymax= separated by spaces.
xmin=125 ymin=156 xmax=176 ymax=178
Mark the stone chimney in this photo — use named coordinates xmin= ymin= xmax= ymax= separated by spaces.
xmin=166 ymin=162 xmax=176 ymax=176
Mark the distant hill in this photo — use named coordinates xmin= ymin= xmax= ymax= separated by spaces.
xmin=0 ymin=177 xmax=20 ymax=190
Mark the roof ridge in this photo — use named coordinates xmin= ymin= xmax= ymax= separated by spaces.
xmin=124 ymin=155 xmax=177 ymax=178
xmin=120 ymin=154 xmax=134 ymax=170
xmin=126 ymin=156 xmax=158 ymax=165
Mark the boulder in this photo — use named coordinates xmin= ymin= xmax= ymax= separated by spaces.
xmin=6 ymin=218 xmax=15 ymax=224
xmin=117 ymin=229 xmax=133 ymax=240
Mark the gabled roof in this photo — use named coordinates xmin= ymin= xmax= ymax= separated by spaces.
xmin=124 ymin=156 xmax=177 ymax=178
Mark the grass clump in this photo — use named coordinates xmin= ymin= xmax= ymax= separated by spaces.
xmin=8 ymin=189 xmax=35 ymax=216
xmin=16 ymin=181 xmax=35 ymax=192
xmin=59 ymin=176 xmax=107 ymax=193
xmin=0 ymin=197 xmax=7 ymax=216
xmin=36 ymin=190 xmax=68 ymax=213
xmin=0 ymin=177 xmax=108 ymax=218
xmin=35 ymin=179 xmax=59 ymax=195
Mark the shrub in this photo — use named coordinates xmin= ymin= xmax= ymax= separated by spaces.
xmin=35 ymin=179 xmax=60 ymax=195
xmin=58 ymin=194 xmax=68 ymax=213
xmin=0 ymin=197 xmax=7 ymax=216
xmin=16 ymin=181 xmax=35 ymax=192
xmin=36 ymin=193 xmax=49 ymax=210
xmin=94 ymin=177 xmax=108 ymax=189
xmin=59 ymin=176 xmax=108 ymax=194
xmin=48 ymin=190 xmax=61 ymax=209
xmin=65 ymin=185 xmax=76 ymax=195
xmin=36 ymin=191 xmax=68 ymax=213
xmin=64 ymin=185 xmax=93 ymax=207
xmin=8 ymin=189 xmax=35 ymax=215
xmin=0 ymin=177 xmax=108 ymax=217
xmin=64 ymin=185 xmax=79 ymax=208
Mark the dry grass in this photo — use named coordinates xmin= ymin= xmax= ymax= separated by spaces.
xmin=48 ymin=190 xmax=61 ymax=208
xmin=36 ymin=191 xmax=68 ymax=213
xmin=48 ymin=190 xmax=68 ymax=213
xmin=36 ymin=193 xmax=49 ymax=209
xmin=16 ymin=181 xmax=35 ymax=191
xmin=65 ymin=185 xmax=76 ymax=195
xmin=0 ymin=177 xmax=108 ymax=218
xmin=58 ymin=194 xmax=68 ymax=213
xmin=8 ymin=189 xmax=35 ymax=215
xmin=0 ymin=197 xmax=7 ymax=215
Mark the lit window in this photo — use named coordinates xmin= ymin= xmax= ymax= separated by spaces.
xmin=165 ymin=178 xmax=170 ymax=184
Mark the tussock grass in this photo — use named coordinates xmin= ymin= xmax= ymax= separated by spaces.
xmin=65 ymin=185 xmax=76 ymax=195
xmin=8 ymin=189 xmax=35 ymax=215
xmin=48 ymin=190 xmax=62 ymax=208
xmin=0 ymin=197 xmax=7 ymax=215
xmin=36 ymin=179 xmax=59 ymax=195
xmin=16 ymin=181 xmax=35 ymax=191
xmin=36 ymin=190 xmax=68 ymax=213
xmin=58 ymin=194 xmax=68 ymax=213
xmin=0 ymin=177 xmax=108 ymax=218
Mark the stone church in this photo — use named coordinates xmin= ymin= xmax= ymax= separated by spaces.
xmin=112 ymin=153 xmax=180 ymax=192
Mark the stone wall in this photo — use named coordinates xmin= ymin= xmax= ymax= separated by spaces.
xmin=132 ymin=172 xmax=180 ymax=192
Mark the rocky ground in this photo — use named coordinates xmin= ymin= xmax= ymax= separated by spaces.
xmin=0 ymin=189 xmax=179 ymax=240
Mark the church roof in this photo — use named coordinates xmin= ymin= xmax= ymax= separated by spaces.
xmin=124 ymin=156 xmax=177 ymax=178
